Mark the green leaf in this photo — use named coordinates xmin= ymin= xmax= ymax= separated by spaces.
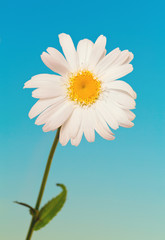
xmin=34 ymin=183 xmax=67 ymax=231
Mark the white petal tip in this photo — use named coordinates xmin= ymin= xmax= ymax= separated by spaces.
xmin=40 ymin=52 xmax=46 ymax=60
xmin=46 ymin=47 xmax=51 ymax=52
xmin=35 ymin=119 xmax=41 ymax=125
xmin=130 ymin=113 xmax=136 ymax=121
xmin=129 ymin=52 xmax=134 ymax=62
xmin=71 ymin=139 xmax=79 ymax=147
xmin=42 ymin=125 xmax=50 ymax=132
xmin=134 ymin=92 xmax=137 ymax=99
xmin=28 ymin=112 xmax=33 ymax=119
xmin=121 ymin=122 xmax=134 ymax=128
xmin=46 ymin=47 xmax=54 ymax=54
xmin=59 ymin=136 xmax=69 ymax=146
xmin=32 ymin=90 xmax=39 ymax=99
xmin=58 ymin=33 xmax=68 ymax=39
xmin=130 ymin=122 xmax=135 ymax=127
xmin=107 ymin=136 xmax=115 ymax=140
xmin=40 ymin=52 xmax=44 ymax=58
xmin=99 ymin=34 xmax=105 ymax=39
xmin=88 ymin=139 xmax=95 ymax=143
xmin=99 ymin=35 xmax=106 ymax=43
xmin=72 ymin=144 xmax=79 ymax=147
xmin=127 ymin=123 xmax=134 ymax=128
xmin=60 ymin=141 xmax=68 ymax=146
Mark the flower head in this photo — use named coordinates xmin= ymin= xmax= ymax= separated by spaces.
xmin=24 ymin=33 xmax=136 ymax=146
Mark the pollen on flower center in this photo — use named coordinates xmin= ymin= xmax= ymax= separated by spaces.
xmin=67 ymin=70 xmax=101 ymax=105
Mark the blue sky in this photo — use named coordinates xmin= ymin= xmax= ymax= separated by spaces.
xmin=0 ymin=0 xmax=165 ymax=239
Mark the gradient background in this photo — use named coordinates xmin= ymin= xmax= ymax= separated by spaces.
xmin=0 ymin=0 xmax=165 ymax=239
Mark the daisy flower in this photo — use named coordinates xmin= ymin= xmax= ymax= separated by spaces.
xmin=24 ymin=33 xmax=136 ymax=146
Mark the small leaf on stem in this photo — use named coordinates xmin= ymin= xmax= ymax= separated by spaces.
xmin=34 ymin=183 xmax=67 ymax=231
xmin=14 ymin=201 xmax=38 ymax=216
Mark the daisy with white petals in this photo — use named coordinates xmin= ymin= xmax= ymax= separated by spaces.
xmin=24 ymin=33 xmax=136 ymax=146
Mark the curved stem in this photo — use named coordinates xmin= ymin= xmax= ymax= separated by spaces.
xmin=25 ymin=128 xmax=60 ymax=240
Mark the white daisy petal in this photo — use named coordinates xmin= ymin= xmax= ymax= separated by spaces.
xmin=41 ymin=51 xmax=69 ymax=76
xmin=105 ymin=80 xmax=137 ymax=99
xmin=46 ymin=47 xmax=69 ymax=66
xmin=70 ymin=108 xmax=82 ymax=139
xmin=32 ymin=85 xmax=64 ymax=99
xmin=29 ymin=96 xmax=65 ymax=119
xmin=46 ymin=47 xmax=71 ymax=70
xmin=101 ymin=64 xmax=133 ymax=82
xmin=99 ymin=49 xmax=107 ymax=61
xmin=83 ymin=109 xmax=95 ymax=143
xmin=96 ymin=101 xmax=119 ymax=130
xmin=110 ymin=91 xmax=136 ymax=109
xmin=59 ymin=33 xmax=78 ymax=71
xmin=111 ymin=50 xmax=130 ymax=66
xmin=24 ymin=74 xmax=63 ymax=89
xmin=105 ymin=100 xmax=134 ymax=128
xmin=119 ymin=121 xmax=134 ymax=128
xmin=59 ymin=107 xmax=82 ymax=146
xmin=94 ymin=111 xmax=115 ymax=140
xmin=77 ymin=39 xmax=94 ymax=68
xmin=35 ymin=98 xmax=65 ymax=125
xmin=71 ymin=121 xmax=83 ymax=147
xmin=124 ymin=110 xmax=136 ymax=121
xmin=59 ymin=124 xmax=70 ymax=146
xmin=123 ymin=52 xmax=134 ymax=64
xmin=71 ymin=130 xmax=83 ymax=146
xmin=88 ymin=35 xmax=107 ymax=69
xmin=94 ymin=48 xmax=121 ymax=74
xmin=43 ymin=101 xmax=74 ymax=132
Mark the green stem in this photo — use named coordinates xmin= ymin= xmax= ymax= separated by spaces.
xmin=25 ymin=128 xmax=60 ymax=240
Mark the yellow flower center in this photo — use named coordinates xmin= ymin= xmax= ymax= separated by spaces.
xmin=67 ymin=70 xmax=101 ymax=106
